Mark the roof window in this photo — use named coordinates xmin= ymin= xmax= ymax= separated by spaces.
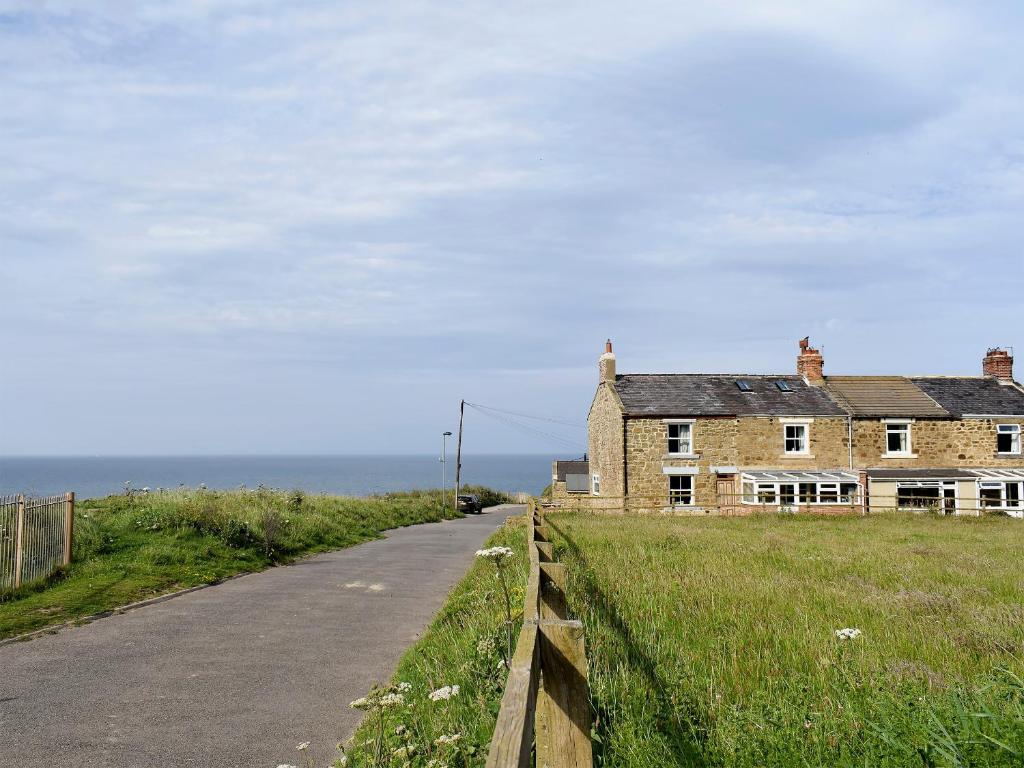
xmin=735 ymin=380 xmax=753 ymax=392
xmin=776 ymin=380 xmax=793 ymax=392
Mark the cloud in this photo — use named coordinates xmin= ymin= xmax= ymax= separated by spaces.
xmin=2 ymin=1 xmax=1023 ymax=454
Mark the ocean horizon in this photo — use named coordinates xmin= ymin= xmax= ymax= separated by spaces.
xmin=0 ymin=454 xmax=560 ymax=500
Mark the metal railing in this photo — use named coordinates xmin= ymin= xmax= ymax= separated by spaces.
xmin=0 ymin=493 xmax=75 ymax=592
xmin=486 ymin=498 xmax=592 ymax=768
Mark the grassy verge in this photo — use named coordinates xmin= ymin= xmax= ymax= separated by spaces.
xmin=0 ymin=485 xmax=507 ymax=640
xmin=550 ymin=512 xmax=1024 ymax=767
xmin=339 ymin=515 xmax=528 ymax=768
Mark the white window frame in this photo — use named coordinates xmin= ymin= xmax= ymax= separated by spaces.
xmin=591 ymin=474 xmax=600 ymax=496
xmin=883 ymin=419 xmax=914 ymax=457
xmin=996 ymin=424 xmax=1021 ymax=455
xmin=663 ymin=419 xmax=695 ymax=456
xmin=668 ymin=474 xmax=694 ymax=507
xmin=978 ymin=480 xmax=1023 ymax=510
xmin=739 ymin=475 xmax=860 ymax=506
xmin=783 ymin=422 xmax=809 ymax=455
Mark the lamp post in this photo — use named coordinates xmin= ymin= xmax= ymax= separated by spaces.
xmin=441 ymin=431 xmax=453 ymax=513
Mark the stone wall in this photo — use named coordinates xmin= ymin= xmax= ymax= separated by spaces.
xmin=586 ymin=383 xmax=624 ymax=506
xmin=624 ymin=415 xmax=852 ymax=513
xmin=851 ymin=418 xmax=1024 ymax=468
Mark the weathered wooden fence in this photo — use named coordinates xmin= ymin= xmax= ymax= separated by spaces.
xmin=486 ymin=498 xmax=592 ymax=768
xmin=0 ymin=493 xmax=75 ymax=592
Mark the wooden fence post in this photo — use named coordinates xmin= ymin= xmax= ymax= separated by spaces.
xmin=63 ymin=492 xmax=75 ymax=566
xmin=536 ymin=619 xmax=592 ymax=768
xmin=14 ymin=494 xmax=25 ymax=590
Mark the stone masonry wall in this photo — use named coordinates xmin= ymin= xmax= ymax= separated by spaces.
xmin=851 ymin=418 xmax=1024 ymax=468
xmin=586 ymin=383 xmax=624 ymax=505
xmin=624 ymin=415 xmax=852 ymax=513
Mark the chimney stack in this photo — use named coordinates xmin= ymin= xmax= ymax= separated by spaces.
xmin=797 ymin=337 xmax=824 ymax=384
xmin=983 ymin=348 xmax=1014 ymax=382
xmin=599 ymin=339 xmax=616 ymax=383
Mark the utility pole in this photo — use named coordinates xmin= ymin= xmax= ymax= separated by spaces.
xmin=454 ymin=399 xmax=465 ymax=508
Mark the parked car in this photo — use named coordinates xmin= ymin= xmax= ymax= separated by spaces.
xmin=457 ymin=494 xmax=483 ymax=514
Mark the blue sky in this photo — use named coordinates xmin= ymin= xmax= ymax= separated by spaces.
xmin=2 ymin=1 xmax=1022 ymax=456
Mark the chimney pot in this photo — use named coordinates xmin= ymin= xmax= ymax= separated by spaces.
xmin=797 ymin=337 xmax=825 ymax=384
xmin=983 ymin=347 xmax=1014 ymax=382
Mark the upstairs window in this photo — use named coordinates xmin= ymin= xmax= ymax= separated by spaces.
xmin=669 ymin=475 xmax=693 ymax=506
xmin=885 ymin=422 xmax=911 ymax=456
xmin=784 ymin=423 xmax=808 ymax=454
xmin=997 ymin=424 xmax=1021 ymax=454
xmin=667 ymin=422 xmax=693 ymax=455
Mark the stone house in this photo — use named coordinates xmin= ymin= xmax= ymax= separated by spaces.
xmin=584 ymin=339 xmax=1024 ymax=517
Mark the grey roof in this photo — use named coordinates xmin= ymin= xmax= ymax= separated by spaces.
xmin=823 ymin=376 xmax=949 ymax=417
xmin=911 ymin=377 xmax=1024 ymax=417
xmin=614 ymin=374 xmax=846 ymax=417
xmin=553 ymin=460 xmax=589 ymax=481
xmin=744 ymin=470 xmax=859 ymax=482
xmin=867 ymin=468 xmax=978 ymax=480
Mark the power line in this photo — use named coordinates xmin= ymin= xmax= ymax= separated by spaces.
xmin=464 ymin=402 xmax=584 ymax=451
xmin=463 ymin=401 xmax=586 ymax=429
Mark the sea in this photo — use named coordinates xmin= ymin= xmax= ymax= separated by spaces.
xmin=0 ymin=455 xmax=556 ymax=500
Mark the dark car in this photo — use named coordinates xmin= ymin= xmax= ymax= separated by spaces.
xmin=457 ymin=494 xmax=483 ymax=514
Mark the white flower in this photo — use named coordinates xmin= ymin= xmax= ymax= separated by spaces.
xmin=295 ymin=742 xmax=310 ymax=751
xmin=393 ymin=744 xmax=416 ymax=758
xmin=395 ymin=724 xmax=407 ymax=736
xmin=835 ymin=627 xmax=863 ymax=640
xmin=379 ymin=692 xmax=405 ymax=707
xmin=475 ymin=546 xmax=514 ymax=560
xmin=434 ymin=733 xmax=462 ymax=746
xmin=349 ymin=697 xmax=371 ymax=710
xmin=427 ymin=761 xmax=448 ymax=768
xmin=428 ymin=684 xmax=460 ymax=702
xmin=397 ymin=681 xmax=413 ymax=692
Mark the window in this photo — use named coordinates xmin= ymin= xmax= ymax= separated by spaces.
xmin=667 ymin=422 xmax=693 ymax=455
xmin=885 ymin=422 xmax=911 ymax=455
xmin=736 ymin=380 xmax=753 ymax=392
xmin=997 ymin=424 xmax=1021 ymax=454
xmin=776 ymin=380 xmax=793 ymax=392
xmin=739 ymin=476 xmax=859 ymax=506
xmin=591 ymin=474 xmax=600 ymax=496
xmin=898 ymin=485 xmax=941 ymax=508
xmin=784 ymin=423 xmax=808 ymax=454
xmin=979 ymin=481 xmax=1024 ymax=510
xmin=669 ymin=475 xmax=693 ymax=506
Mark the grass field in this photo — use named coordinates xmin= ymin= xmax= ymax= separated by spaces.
xmin=340 ymin=516 xmax=528 ymax=768
xmin=550 ymin=512 xmax=1024 ymax=767
xmin=0 ymin=485 xmax=507 ymax=640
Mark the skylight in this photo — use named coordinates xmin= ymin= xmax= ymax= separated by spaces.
xmin=736 ymin=380 xmax=753 ymax=392
xmin=776 ymin=380 xmax=793 ymax=392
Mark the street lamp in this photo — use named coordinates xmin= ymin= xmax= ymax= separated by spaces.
xmin=441 ymin=431 xmax=453 ymax=512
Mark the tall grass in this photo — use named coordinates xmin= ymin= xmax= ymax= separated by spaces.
xmin=0 ymin=485 xmax=509 ymax=640
xmin=551 ymin=513 xmax=1024 ymax=767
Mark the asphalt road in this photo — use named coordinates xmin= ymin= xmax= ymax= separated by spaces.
xmin=0 ymin=504 xmax=523 ymax=768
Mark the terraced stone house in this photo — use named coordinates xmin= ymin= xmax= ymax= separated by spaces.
xmin=579 ymin=339 xmax=1024 ymax=517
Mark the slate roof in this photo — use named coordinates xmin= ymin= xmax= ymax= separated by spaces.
xmin=553 ymin=460 xmax=589 ymax=481
xmin=822 ymin=376 xmax=949 ymax=418
xmin=613 ymin=374 xmax=847 ymax=417
xmin=911 ymin=377 xmax=1024 ymax=417
xmin=866 ymin=468 xmax=978 ymax=480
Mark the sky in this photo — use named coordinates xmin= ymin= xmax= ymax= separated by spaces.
xmin=2 ymin=1 xmax=1023 ymax=456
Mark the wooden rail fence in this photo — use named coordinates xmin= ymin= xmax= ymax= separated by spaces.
xmin=486 ymin=498 xmax=592 ymax=768
xmin=0 ymin=493 xmax=75 ymax=592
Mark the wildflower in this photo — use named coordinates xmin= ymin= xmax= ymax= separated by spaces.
xmin=349 ymin=697 xmax=371 ymax=710
xmin=379 ymin=692 xmax=405 ymax=707
xmin=395 ymin=724 xmax=407 ymax=736
xmin=393 ymin=744 xmax=416 ymax=758
xmin=397 ymin=681 xmax=413 ymax=692
xmin=427 ymin=760 xmax=448 ymax=768
xmin=295 ymin=742 xmax=310 ymax=751
xmin=835 ymin=627 xmax=863 ymax=640
xmin=428 ymin=684 xmax=460 ymax=702
xmin=434 ymin=733 xmax=462 ymax=746
xmin=475 ymin=546 xmax=514 ymax=559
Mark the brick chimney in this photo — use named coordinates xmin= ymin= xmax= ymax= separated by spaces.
xmin=599 ymin=339 xmax=616 ymax=383
xmin=797 ymin=337 xmax=824 ymax=384
xmin=983 ymin=347 xmax=1014 ymax=382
